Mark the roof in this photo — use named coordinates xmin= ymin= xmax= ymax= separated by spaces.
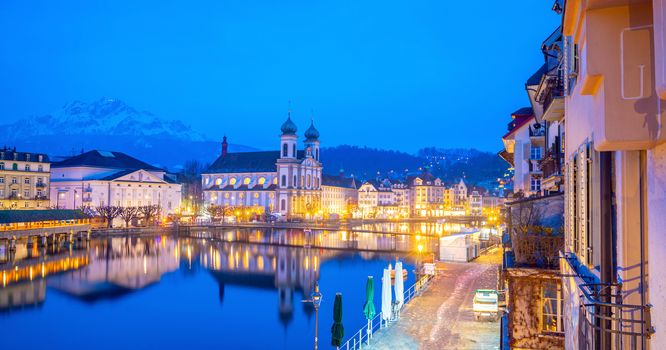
xmin=0 ymin=209 xmax=90 ymax=224
xmin=322 ymin=175 xmax=356 ymax=189
xmin=502 ymin=112 xmax=535 ymax=140
xmin=510 ymin=107 xmax=533 ymax=117
xmin=0 ymin=147 xmax=49 ymax=163
xmin=205 ymin=150 xmax=305 ymax=174
xmin=526 ymin=63 xmax=548 ymax=86
xmin=52 ymin=150 xmax=161 ymax=171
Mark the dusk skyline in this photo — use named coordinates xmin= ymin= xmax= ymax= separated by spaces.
xmin=0 ymin=1 xmax=559 ymax=152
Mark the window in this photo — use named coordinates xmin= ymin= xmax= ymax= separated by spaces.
xmin=12 ymin=163 xmax=18 ymax=170
xmin=281 ymin=199 xmax=286 ymax=210
xmin=11 ymin=177 xmax=17 ymax=184
xmin=541 ymin=281 xmax=563 ymax=333
xmin=24 ymin=190 xmax=29 ymax=198
xmin=25 ymin=164 xmax=30 ymax=171
xmin=229 ymin=177 xmax=237 ymax=185
xmin=292 ymin=144 xmax=296 ymax=158
xmin=293 ymin=175 xmax=297 ymax=187
xmin=24 ymin=178 xmax=30 ymax=184
xmin=0 ymin=189 xmax=3 ymax=197
xmin=243 ymin=177 xmax=250 ymax=185
xmin=531 ymin=177 xmax=541 ymax=192
xmin=0 ymin=163 xmax=3 ymax=170
xmin=0 ymin=177 xmax=3 ymax=184
xmin=282 ymin=143 xmax=288 ymax=157
xmin=215 ymin=178 xmax=222 ymax=186
xmin=530 ymin=146 xmax=542 ymax=160
xmin=306 ymin=175 xmax=311 ymax=188
xmin=258 ymin=177 xmax=266 ymax=185
xmin=281 ymin=175 xmax=287 ymax=187
xmin=38 ymin=165 xmax=43 ymax=172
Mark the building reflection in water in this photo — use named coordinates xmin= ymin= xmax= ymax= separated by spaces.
xmin=0 ymin=225 xmax=433 ymax=317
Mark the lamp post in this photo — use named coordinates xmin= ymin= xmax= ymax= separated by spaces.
xmin=303 ymin=282 xmax=323 ymax=350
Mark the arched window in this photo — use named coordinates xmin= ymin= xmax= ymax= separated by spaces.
xmin=243 ymin=177 xmax=250 ymax=185
xmin=282 ymin=143 xmax=288 ymax=157
xmin=0 ymin=163 xmax=4 ymax=170
xmin=293 ymin=175 xmax=297 ymax=187
xmin=12 ymin=163 xmax=18 ymax=171
xmin=281 ymin=175 xmax=287 ymax=187
xmin=292 ymin=144 xmax=296 ymax=157
xmin=273 ymin=177 xmax=278 ymax=185
xmin=258 ymin=177 xmax=266 ymax=185
xmin=281 ymin=199 xmax=286 ymax=210
xmin=229 ymin=177 xmax=237 ymax=185
xmin=215 ymin=178 xmax=222 ymax=186
xmin=316 ymin=149 xmax=319 ymax=160
xmin=306 ymin=174 xmax=311 ymax=188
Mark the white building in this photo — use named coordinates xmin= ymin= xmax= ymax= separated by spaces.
xmin=49 ymin=150 xmax=182 ymax=217
xmin=501 ymin=107 xmax=545 ymax=197
xmin=202 ymin=115 xmax=324 ymax=219
xmin=321 ymin=174 xmax=357 ymax=217
xmin=468 ymin=190 xmax=482 ymax=216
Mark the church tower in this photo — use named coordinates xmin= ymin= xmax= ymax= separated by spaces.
xmin=304 ymin=120 xmax=320 ymax=161
xmin=280 ymin=112 xmax=298 ymax=159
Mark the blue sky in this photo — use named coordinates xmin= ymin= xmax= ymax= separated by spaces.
xmin=0 ymin=0 xmax=559 ymax=152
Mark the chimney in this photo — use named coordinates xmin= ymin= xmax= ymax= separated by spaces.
xmin=221 ymin=135 xmax=228 ymax=157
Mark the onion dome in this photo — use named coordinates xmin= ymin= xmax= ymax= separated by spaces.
xmin=304 ymin=120 xmax=320 ymax=140
xmin=281 ymin=114 xmax=298 ymax=135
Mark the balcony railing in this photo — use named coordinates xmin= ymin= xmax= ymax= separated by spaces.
xmin=83 ymin=186 xmax=93 ymax=193
xmin=529 ymin=126 xmax=546 ymax=137
xmin=34 ymin=195 xmax=48 ymax=200
xmin=579 ymin=282 xmax=653 ymax=350
xmin=542 ymin=76 xmax=565 ymax=112
xmin=540 ymin=144 xmax=563 ymax=179
xmin=509 ymin=229 xmax=562 ymax=269
xmin=35 ymin=182 xmax=47 ymax=188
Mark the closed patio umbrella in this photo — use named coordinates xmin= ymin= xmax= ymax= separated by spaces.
xmin=362 ymin=276 xmax=376 ymax=343
xmin=331 ymin=293 xmax=344 ymax=349
xmin=394 ymin=261 xmax=405 ymax=311
xmin=381 ymin=268 xmax=392 ymax=325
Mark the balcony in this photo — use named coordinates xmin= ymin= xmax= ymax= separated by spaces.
xmin=7 ymin=193 xmax=18 ymax=200
xmin=83 ymin=185 xmax=93 ymax=193
xmin=578 ymin=282 xmax=653 ymax=349
xmin=539 ymin=142 xmax=564 ymax=192
xmin=509 ymin=230 xmax=562 ymax=269
xmin=529 ymin=125 xmax=546 ymax=138
xmin=541 ymin=76 xmax=565 ymax=122
xmin=35 ymin=182 xmax=47 ymax=188
xmin=529 ymin=160 xmax=542 ymax=174
xmin=82 ymin=196 xmax=93 ymax=202
xmin=34 ymin=195 xmax=48 ymax=200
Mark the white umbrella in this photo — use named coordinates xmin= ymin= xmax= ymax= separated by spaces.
xmin=394 ymin=261 xmax=404 ymax=311
xmin=381 ymin=268 xmax=392 ymax=325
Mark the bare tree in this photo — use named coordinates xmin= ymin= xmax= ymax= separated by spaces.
xmin=96 ymin=205 xmax=122 ymax=228
xmin=206 ymin=204 xmax=220 ymax=223
xmin=139 ymin=205 xmax=160 ymax=226
xmin=119 ymin=206 xmax=140 ymax=228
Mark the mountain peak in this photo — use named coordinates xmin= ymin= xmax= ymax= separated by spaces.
xmin=5 ymin=98 xmax=207 ymax=142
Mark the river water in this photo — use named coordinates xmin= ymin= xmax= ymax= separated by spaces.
xmin=0 ymin=224 xmax=463 ymax=349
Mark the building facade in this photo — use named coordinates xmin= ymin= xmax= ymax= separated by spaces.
xmin=321 ymin=174 xmax=358 ymax=217
xmin=49 ymin=150 xmax=181 ymax=219
xmin=558 ymin=0 xmax=665 ymax=348
xmin=0 ymin=148 xmax=51 ymax=210
xmin=202 ymin=116 xmax=325 ymax=219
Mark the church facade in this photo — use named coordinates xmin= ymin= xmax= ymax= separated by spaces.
xmin=202 ymin=114 xmax=323 ymax=219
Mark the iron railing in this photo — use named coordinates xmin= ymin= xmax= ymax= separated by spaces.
xmin=578 ymin=282 xmax=653 ymax=350
xmin=340 ymin=273 xmax=434 ymax=350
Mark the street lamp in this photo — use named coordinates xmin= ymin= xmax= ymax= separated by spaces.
xmin=303 ymin=282 xmax=323 ymax=350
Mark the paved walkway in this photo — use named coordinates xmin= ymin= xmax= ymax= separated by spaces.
xmin=366 ymin=247 xmax=502 ymax=350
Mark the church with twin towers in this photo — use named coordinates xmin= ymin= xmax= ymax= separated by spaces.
xmin=201 ymin=111 xmax=324 ymax=218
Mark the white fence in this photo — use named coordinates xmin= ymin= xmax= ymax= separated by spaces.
xmin=340 ymin=273 xmax=434 ymax=350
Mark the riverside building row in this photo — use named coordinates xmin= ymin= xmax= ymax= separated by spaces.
xmin=500 ymin=0 xmax=666 ymax=349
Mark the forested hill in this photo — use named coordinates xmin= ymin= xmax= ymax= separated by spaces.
xmin=320 ymin=145 xmax=506 ymax=186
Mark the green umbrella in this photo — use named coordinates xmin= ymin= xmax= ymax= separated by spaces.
xmin=363 ymin=276 xmax=376 ymax=319
xmin=331 ymin=293 xmax=344 ymax=347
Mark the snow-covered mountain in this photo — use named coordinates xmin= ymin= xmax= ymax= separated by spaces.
xmin=5 ymin=98 xmax=207 ymax=142
xmin=1 ymin=98 xmax=255 ymax=169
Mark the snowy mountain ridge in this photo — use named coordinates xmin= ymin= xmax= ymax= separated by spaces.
xmin=3 ymin=98 xmax=208 ymax=142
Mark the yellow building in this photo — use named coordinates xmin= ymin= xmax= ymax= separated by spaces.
xmin=0 ymin=147 xmax=50 ymax=210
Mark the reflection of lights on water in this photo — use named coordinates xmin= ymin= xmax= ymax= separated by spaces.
xmin=41 ymin=263 xmax=45 ymax=278
xmin=143 ymin=256 xmax=147 ymax=275
xmin=257 ymin=255 xmax=264 ymax=270
xmin=314 ymin=256 xmax=318 ymax=271
xmin=304 ymin=256 xmax=309 ymax=270
xmin=2 ymin=272 xmax=6 ymax=286
xmin=29 ymin=267 xmax=33 ymax=281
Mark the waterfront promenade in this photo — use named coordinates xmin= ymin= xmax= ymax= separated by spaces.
xmin=366 ymin=247 xmax=502 ymax=349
